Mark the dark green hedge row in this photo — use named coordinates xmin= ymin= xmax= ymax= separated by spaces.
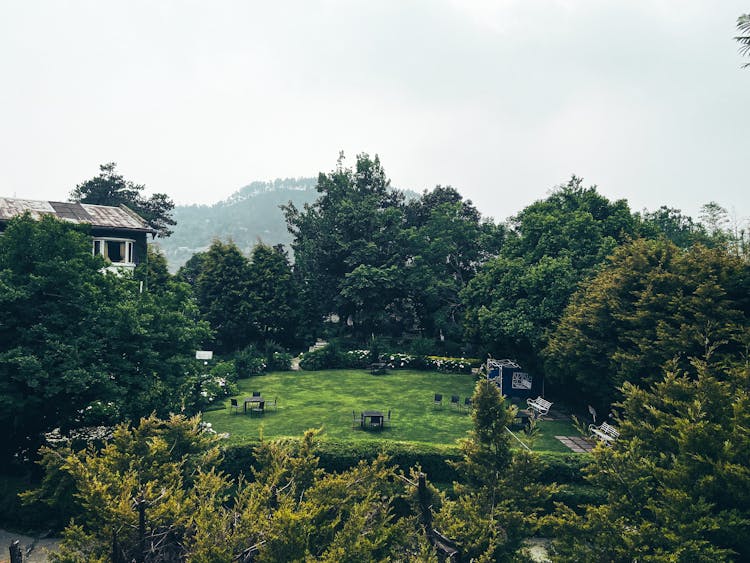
xmin=536 ymin=451 xmax=593 ymax=484
xmin=298 ymin=346 xmax=481 ymax=374
xmin=221 ymin=440 xmax=590 ymax=486
xmin=221 ymin=439 xmax=463 ymax=483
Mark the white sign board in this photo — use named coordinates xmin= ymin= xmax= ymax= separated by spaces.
xmin=195 ymin=350 xmax=213 ymax=360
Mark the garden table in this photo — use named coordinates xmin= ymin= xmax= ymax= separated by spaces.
xmin=244 ymin=396 xmax=265 ymax=414
xmin=361 ymin=410 xmax=384 ymax=429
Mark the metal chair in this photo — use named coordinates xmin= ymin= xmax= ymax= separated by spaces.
xmin=434 ymin=394 xmax=443 ymax=408
xmin=269 ymin=397 xmax=277 ymax=411
xmin=385 ymin=409 xmax=391 ymax=427
xmin=352 ymin=410 xmax=360 ymax=429
xmin=252 ymin=391 xmax=261 ymax=397
xmin=451 ymin=395 xmax=460 ymax=409
xmin=463 ymin=397 xmax=472 ymax=412
xmin=230 ymin=398 xmax=239 ymax=415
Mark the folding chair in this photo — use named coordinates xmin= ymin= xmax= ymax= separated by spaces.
xmin=434 ymin=394 xmax=443 ymax=408
xmin=230 ymin=398 xmax=239 ymax=415
xmin=451 ymin=395 xmax=460 ymax=409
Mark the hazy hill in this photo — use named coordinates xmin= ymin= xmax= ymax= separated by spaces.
xmin=157 ymin=177 xmax=319 ymax=271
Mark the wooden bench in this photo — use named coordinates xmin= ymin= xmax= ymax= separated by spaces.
xmin=588 ymin=421 xmax=619 ymax=444
xmin=526 ymin=396 xmax=552 ymax=416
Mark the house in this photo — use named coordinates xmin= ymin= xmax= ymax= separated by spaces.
xmin=0 ymin=197 xmax=155 ymax=272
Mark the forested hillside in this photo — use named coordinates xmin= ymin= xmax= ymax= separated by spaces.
xmin=157 ymin=178 xmax=319 ymax=271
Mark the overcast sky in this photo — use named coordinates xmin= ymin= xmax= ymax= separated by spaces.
xmin=1 ymin=1 xmax=748 ymax=224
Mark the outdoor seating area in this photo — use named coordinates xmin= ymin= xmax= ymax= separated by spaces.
xmin=209 ymin=370 xmax=577 ymax=452
xmin=589 ymin=421 xmax=619 ymax=444
xmin=354 ymin=409 xmax=391 ymax=431
xmin=434 ymin=393 xmax=473 ymax=413
xmin=527 ymin=396 xmax=553 ymax=417
xmin=228 ymin=392 xmax=278 ymax=416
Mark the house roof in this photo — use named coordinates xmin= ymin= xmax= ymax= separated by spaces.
xmin=0 ymin=197 xmax=155 ymax=233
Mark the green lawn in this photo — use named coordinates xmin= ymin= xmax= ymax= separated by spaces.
xmin=202 ymin=369 xmax=574 ymax=453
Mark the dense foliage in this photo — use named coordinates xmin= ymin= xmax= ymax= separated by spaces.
xmin=28 ymin=401 xmax=556 ymax=561
xmin=549 ymin=360 xmax=750 ymax=561
xmin=545 ymin=239 xmax=750 ymax=407
xmin=183 ymin=240 xmax=298 ymax=354
xmin=283 ymin=154 xmax=502 ymax=348
xmin=462 ymin=176 xmax=638 ymax=372
xmin=0 ymin=215 xmax=211 ymax=458
xmin=4 ymin=148 xmax=750 ymax=559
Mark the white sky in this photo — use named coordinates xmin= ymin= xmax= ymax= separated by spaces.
xmin=1 ymin=1 xmax=748 ymax=223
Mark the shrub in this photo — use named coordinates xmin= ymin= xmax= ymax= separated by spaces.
xmin=269 ymin=351 xmax=293 ymax=371
xmin=299 ymin=344 xmax=345 ymax=370
xmin=220 ymin=441 xmax=591 ymax=493
xmin=299 ymin=347 xmax=479 ymax=375
xmin=210 ymin=360 xmax=237 ymax=383
xmin=536 ymin=452 xmax=592 ymax=484
xmin=234 ymin=345 xmax=265 ymax=378
xmin=408 ymin=337 xmax=438 ymax=356
xmin=342 ymin=349 xmax=372 ymax=368
xmin=380 ymin=354 xmax=481 ymax=374
xmin=425 ymin=356 xmax=481 ymax=374
xmin=191 ymin=363 xmax=238 ymax=410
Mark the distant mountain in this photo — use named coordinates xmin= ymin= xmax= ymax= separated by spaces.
xmin=157 ymin=177 xmax=421 ymax=271
xmin=156 ymin=177 xmax=319 ymax=271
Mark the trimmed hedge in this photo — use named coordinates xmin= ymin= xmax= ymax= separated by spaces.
xmin=298 ymin=345 xmax=482 ymax=375
xmin=536 ymin=451 xmax=594 ymax=484
xmin=221 ymin=439 xmax=589 ymax=486
xmin=221 ymin=439 xmax=463 ymax=483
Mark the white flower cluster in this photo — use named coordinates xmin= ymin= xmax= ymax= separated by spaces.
xmin=44 ymin=425 xmax=115 ymax=446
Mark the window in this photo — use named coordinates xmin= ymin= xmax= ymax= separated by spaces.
xmin=511 ymin=372 xmax=532 ymax=390
xmin=93 ymin=237 xmax=134 ymax=264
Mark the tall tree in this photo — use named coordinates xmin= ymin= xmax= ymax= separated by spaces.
xmin=636 ymin=205 xmax=712 ymax=249
xmin=70 ymin=162 xmax=176 ymax=238
xmin=194 ymin=240 xmax=253 ymax=354
xmin=0 ymin=214 xmax=210 ymax=457
xmin=462 ymin=176 xmax=637 ymax=370
xmin=246 ymin=243 xmax=298 ymax=346
xmin=283 ymin=153 xmax=406 ymax=338
xmin=403 ymin=187 xmax=504 ymax=343
xmin=549 ymin=360 xmax=750 ymax=561
xmin=545 ymin=238 xmax=750 ymax=407
xmin=434 ymin=379 xmax=556 ymax=560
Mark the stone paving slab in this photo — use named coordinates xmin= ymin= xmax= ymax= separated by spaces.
xmin=555 ymin=435 xmax=594 ymax=453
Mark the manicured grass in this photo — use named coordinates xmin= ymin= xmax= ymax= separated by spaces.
xmin=202 ymin=369 xmax=574 ymax=453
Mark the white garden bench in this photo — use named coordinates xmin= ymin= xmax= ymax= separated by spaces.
xmin=526 ymin=396 xmax=553 ymax=416
xmin=588 ymin=421 xmax=619 ymax=444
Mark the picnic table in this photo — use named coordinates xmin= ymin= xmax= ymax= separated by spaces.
xmin=243 ymin=396 xmax=265 ymax=414
xmin=361 ymin=410 xmax=384 ymax=429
